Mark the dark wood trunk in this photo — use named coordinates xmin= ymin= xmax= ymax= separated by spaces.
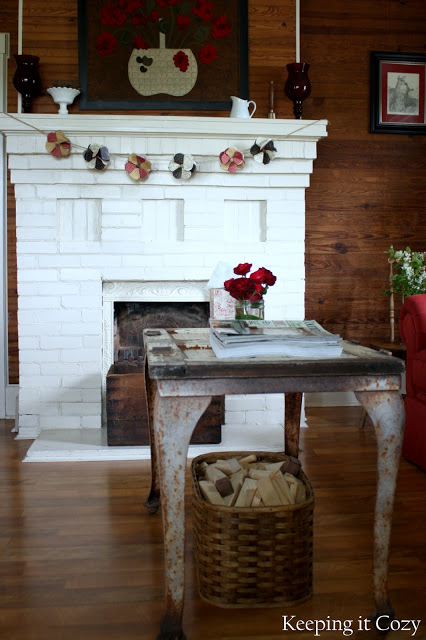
xmin=106 ymin=363 xmax=222 ymax=446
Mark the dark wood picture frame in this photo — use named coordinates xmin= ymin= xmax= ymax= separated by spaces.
xmin=370 ymin=51 xmax=426 ymax=135
xmin=78 ymin=0 xmax=249 ymax=111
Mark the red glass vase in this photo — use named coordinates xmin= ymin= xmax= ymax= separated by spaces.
xmin=13 ymin=54 xmax=41 ymax=113
xmin=284 ymin=62 xmax=311 ymax=119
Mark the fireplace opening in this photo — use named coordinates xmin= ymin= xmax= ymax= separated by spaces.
xmin=106 ymin=301 xmax=223 ymax=446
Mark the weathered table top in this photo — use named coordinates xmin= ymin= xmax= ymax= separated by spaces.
xmin=144 ymin=328 xmax=405 ymax=380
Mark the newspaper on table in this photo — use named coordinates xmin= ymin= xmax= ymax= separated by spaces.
xmin=209 ymin=319 xmax=343 ymax=359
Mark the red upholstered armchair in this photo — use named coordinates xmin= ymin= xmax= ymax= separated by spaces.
xmin=399 ymin=293 xmax=426 ymax=470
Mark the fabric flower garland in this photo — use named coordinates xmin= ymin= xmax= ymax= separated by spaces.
xmin=219 ymin=147 xmax=245 ymax=173
xmin=168 ymin=153 xmax=196 ymax=180
xmin=83 ymin=143 xmax=110 ymax=171
xmin=45 ymin=130 xmax=71 ymax=157
xmin=250 ymin=138 xmax=277 ymax=165
xmin=125 ymin=153 xmax=152 ymax=181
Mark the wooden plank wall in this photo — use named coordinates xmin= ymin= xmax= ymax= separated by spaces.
xmin=301 ymin=0 xmax=426 ymax=344
xmin=2 ymin=0 xmax=426 ymax=384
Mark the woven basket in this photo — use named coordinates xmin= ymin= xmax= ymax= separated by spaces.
xmin=191 ymin=451 xmax=314 ymax=608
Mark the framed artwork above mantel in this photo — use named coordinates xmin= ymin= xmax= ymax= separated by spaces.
xmin=78 ymin=0 xmax=249 ymax=111
xmin=370 ymin=51 xmax=426 ymax=135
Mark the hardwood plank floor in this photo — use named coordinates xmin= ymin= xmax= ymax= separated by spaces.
xmin=0 ymin=408 xmax=425 ymax=639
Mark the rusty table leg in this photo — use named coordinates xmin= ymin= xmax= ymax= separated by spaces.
xmin=144 ymin=368 xmax=161 ymax=514
xmin=355 ymin=390 xmax=405 ymax=621
xmin=153 ymin=392 xmax=212 ymax=640
xmin=284 ymin=392 xmax=303 ymax=457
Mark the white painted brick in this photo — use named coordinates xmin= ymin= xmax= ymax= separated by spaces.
xmin=38 ymin=403 xmax=61 ymax=416
xmin=61 ymin=349 xmax=101 ymax=363
xmin=16 ymin=258 xmax=38 ymax=271
xmin=61 ymin=295 xmax=101 ymax=309
xmin=14 ymin=185 xmax=36 ymax=197
xmin=39 ymin=255 xmax=80 ymax=268
xmin=19 ymin=309 xmax=81 ymax=324
xmin=19 ymin=363 xmax=41 ymax=376
xmin=80 ymin=185 xmax=122 ymax=199
xmin=223 ymin=410 xmax=246 ymax=424
xmin=102 ymin=213 xmax=142 ymax=227
xmin=19 ymin=375 xmax=61 ymax=388
xmin=17 ymin=241 xmax=57 ymax=254
xmin=102 ymin=228 xmax=141 ymax=242
xmin=41 ymin=336 xmax=83 ymax=350
xmin=38 ymin=282 xmax=80 ymax=296
xmin=19 ymin=413 xmax=40 ymax=428
xmin=59 ymin=241 xmax=101 ymax=254
xmin=37 ymin=185 xmax=81 ymax=199
xmin=18 ymin=296 xmax=60 ymax=310
xmin=265 ymin=394 xmax=285 ymax=411
xmin=81 ymin=309 xmax=102 ymax=323
xmin=41 ymin=363 xmax=82 ymax=376
xmin=82 ymin=416 xmax=102 ymax=428
xmin=83 ymin=335 xmax=102 ymax=349
xmin=18 ymin=337 xmax=40 ymax=349
xmin=62 ymin=375 xmax=100 ymax=388
xmin=226 ymin=395 xmax=266 ymax=412
xmin=20 ymin=350 xmax=59 ymax=363
xmin=102 ymin=198 xmax=142 ymax=213
xmin=60 ymin=268 xmax=99 ymax=281
xmin=184 ymin=228 xmax=223 ymax=242
xmin=17 ymin=214 xmax=56 ymax=227
xmin=121 ymin=255 xmax=162 ymax=267
xmin=249 ymin=410 xmax=284 ymax=425
xmin=61 ymin=402 xmax=100 ymax=416
xmin=80 ymin=282 xmax=102 ymax=296
xmin=82 ymin=389 xmax=101 ymax=402
xmin=41 ymin=389 xmax=82 ymax=402
xmin=19 ymin=323 xmax=62 ymax=336
xmin=41 ymin=416 xmax=81 ymax=429
xmin=61 ymin=322 xmax=100 ymax=335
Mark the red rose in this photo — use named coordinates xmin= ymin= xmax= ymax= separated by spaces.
xmin=96 ymin=31 xmax=119 ymax=56
xmin=193 ymin=0 xmax=213 ymax=22
xmin=132 ymin=14 xmax=148 ymax=25
xmin=173 ymin=51 xmax=189 ymax=72
xmin=148 ymin=10 xmax=160 ymax=21
xmin=250 ymin=267 xmax=277 ymax=287
xmin=226 ymin=277 xmax=257 ymax=301
xmin=132 ymin=35 xmax=149 ymax=49
xmin=199 ymin=43 xmax=217 ymax=64
xmin=211 ymin=14 xmax=231 ymax=39
xmin=234 ymin=262 xmax=252 ymax=276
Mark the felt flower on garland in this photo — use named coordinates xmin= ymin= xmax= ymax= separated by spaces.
xmin=168 ymin=153 xmax=196 ymax=180
xmin=83 ymin=144 xmax=110 ymax=171
xmin=125 ymin=153 xmax=152 ymax=181
xmin=250 ymin=138 xmax=277 ymax=165
xmin=45 ymin=130 xmax=71 ymax=158
xmin=219 ymin=147 xmax=245 ymax=173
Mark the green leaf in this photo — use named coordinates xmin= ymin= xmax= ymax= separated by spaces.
xmin=193 ymin=25 xmax=209 ymax=42
xmin=158 ymin=18 xmax=170 ymax=34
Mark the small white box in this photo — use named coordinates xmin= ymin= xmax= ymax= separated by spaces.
xmin=209 ymin=288 xmax=235 ymax=320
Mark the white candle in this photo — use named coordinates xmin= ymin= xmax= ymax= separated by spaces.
xmin=295 ymin=0 xmax=300 ymax=63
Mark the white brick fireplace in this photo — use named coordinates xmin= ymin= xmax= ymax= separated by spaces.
xmin=1 ymin=114 xmax=327 ymax=452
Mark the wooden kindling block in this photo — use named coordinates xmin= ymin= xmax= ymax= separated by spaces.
xmin=204 ymin=464 xmax=234 ymax=497
xmin=214 ymin=458 xmax=243 ymax=475
xmin=199 ymin=480 xmax=225 ymax=506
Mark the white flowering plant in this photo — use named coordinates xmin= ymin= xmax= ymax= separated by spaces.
xmin=383 ymin=245 xmax=426 ymax=299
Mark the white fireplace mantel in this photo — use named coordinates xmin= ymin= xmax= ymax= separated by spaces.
xmin=0 ymin=113 xmax=327 ymax=141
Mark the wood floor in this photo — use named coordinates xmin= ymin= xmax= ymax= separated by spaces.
xmin=0 ymin=408 xmax=425 ymax=640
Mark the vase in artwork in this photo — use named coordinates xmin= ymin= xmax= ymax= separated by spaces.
xmin=235 ymin=299 xmax=265 ymax=321
xmin=128 ymin=33 xmax=198 ymax=97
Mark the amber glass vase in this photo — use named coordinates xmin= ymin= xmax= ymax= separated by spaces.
xmin=284 ymin=62 xmax=311 ymax=119
xmin=13 ymin=55 xmax=41 ymax=113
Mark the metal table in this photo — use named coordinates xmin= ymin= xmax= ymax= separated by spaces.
xmin=143 ymin=328 xmax=405 ymax=640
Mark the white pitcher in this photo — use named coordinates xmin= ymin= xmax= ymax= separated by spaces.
xmin=230 ymin=96 xmax=256 ymax=118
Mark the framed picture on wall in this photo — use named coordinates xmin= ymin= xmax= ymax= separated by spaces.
xmin=78 ymin=0 xmax=249 ymax=111
xmin=370 ymin=51 xmax=426 ymax=134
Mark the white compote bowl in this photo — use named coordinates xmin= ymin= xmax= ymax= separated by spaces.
xmin=47 ymin=86 xmax=80 ymax=114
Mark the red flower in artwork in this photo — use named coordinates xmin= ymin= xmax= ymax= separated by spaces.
xmin=96 ymin=31 xmax=119 ymax=56
xmin=193 ymin=0 xmax=214 ymax=22
xmin=148 ymin=10 xmax=160 ymax=21
xmin=119 ymin=0 xmax=143 ymax=12
xmin=101 ymin=3 xmax=127 ymax=26
xmin=156 ymin=0 xmax=168 ymax=6
xmin=132 ymin=14 xmax=148 ymax=25
xmin=234 ymin=263 xmax=252 ymax=276
xmin=224 ymin=263 xmax=277 ymax=301
xmin=177 ymin=15 xmax=191 ymax=30
xmin=199 ymin=43 xmax=217 ymax=64
xmin=173 ymin=50 xmax=189 ymax=72
xmin=211 ymin=14 xmax=231 ymax=39
xmin=132 ymin=35 xmax=149 ymax=48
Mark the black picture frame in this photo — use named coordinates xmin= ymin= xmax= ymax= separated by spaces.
xmin=78 ymin=0 xmax=249 ymax=111
xmin=370 ymin=51 xmax=426 ymax=135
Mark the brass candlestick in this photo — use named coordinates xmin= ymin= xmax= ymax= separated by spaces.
xmin=267 ymin=80 xmax=276 ymax=118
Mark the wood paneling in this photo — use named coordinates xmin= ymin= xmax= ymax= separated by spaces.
xmin=2 ymin=0 xmax=426 ymax=382
xmin=0 ymin=409 xmax=425 ymax=638
xmin=302 ymin=0 xmax=426 ymax=345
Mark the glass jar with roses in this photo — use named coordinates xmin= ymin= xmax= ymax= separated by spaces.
xmin=224 ymin=263 xmax=277 ymax=320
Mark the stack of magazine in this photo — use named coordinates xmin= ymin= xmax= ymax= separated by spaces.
xmin=209 ymin=319 xmax=343 ymax=359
